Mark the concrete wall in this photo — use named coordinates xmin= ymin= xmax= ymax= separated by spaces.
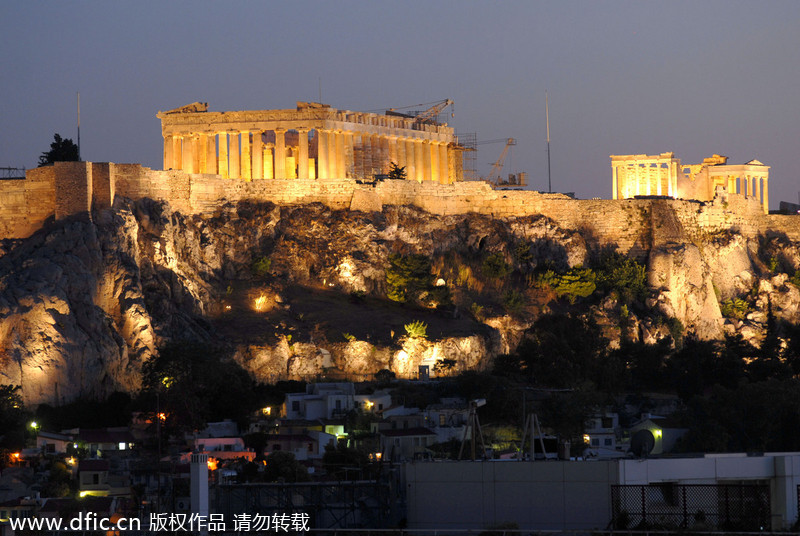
xmin=405 ymin=460 xmax=618 ymax=531
xmin=405 ymin=455 xmax=800 ymax=531
xmin=2 ymin=163 xmax=798 ymax=247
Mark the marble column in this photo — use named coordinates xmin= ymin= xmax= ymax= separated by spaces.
xmin=335 ymin=130 xmax=345 ymax=178
xmin=439 ymin=143 xmax=449 ymax=184
xmin=297 ymin=129 xmax=309 ymax=180
xmin=430 ymin=142 xmax=440 ymax=183
xmin=378 ymin=136 xmax=390 ymax=174
xmin=252 ymin=131 xmax=263 ymax=179
xmin=173 ymin=136 xmax=182 ymax=170
xmin=612 ymin=165 xmax=618 ymax=199
xmin=422 ymin=141 xmax=432 ymax=182
xmin=218 ymin=133 xmax=228 ymax=178
xmin=406 ymin=138 xmax=417 ymax=182
xmin=206 ymin=134 xmax=217 ymax=174
xmin=240 ymin=131 xmax=251 ymax=181
xmin=388 ymin=136 xmax=398 ymax=169
xmin=274 ymin=128 xmax=286 ymax=179
xmin=344 ymin=131 xmax=355 ymax=178
xmin=163 ymin=135 xmax=173 ymax=170
xmin=182 ymin=136 xmax=194 ymax=173
xmin=362 ymin=134 xmax=373 ymax=178
xmin=229 ymin=133 xmax=240 ymax=179
xmin=762 ymin=177 xmax=769 ymax=213
xmin=753 ymin=175 xmax=760 ymax=204
xmin=397 ymin=137 xmax=407 ymax=175
xmin=264 ymin=145 xmax=274 ymax=179
xmin=317 ymin=130 xmax=329 ymax=179
xmin=198 ymin=134 xmax=208 ymax=173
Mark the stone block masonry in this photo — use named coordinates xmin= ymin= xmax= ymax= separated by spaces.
xmin=0 ymin=162 xmax=797 ymax=251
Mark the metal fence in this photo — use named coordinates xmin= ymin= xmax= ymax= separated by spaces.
xmin=215 ymin=480 xmax=399 ymax=529
xmin=611 ymin=484 xmax=770 ymax=531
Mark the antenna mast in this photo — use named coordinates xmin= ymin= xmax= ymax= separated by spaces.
xmin=546 ymin=91 xmax=551 ymax=193
xmin=77 ymin=92 xmax=81 ymax=160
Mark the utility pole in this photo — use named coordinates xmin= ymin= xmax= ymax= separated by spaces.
xmin=546 ymin=91 xmax=551 ymax=193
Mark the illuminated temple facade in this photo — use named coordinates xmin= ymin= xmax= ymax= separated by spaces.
xmin=611 ymin=152 xmax=770 ymax=213
xmin=157 ymin=102 xmax=462 ymax=183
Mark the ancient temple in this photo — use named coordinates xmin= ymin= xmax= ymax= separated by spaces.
xmin=157 ymin=102 xmax=462 ymax=183
xmin=611 ymin=152 xmax=770 ymax=213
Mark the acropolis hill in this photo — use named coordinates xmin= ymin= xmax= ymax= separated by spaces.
xmin=0 ymin=101 xmax=798 ymax=405
xmin=0 ymin=102 xmax=795 ymax=242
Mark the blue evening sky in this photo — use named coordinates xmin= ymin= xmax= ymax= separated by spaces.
xmin=1 ymin=1 xmax=798 ymax=207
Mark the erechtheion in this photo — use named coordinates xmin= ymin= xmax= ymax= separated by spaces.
xmin=611 ymin=152 xmax=769 ymax=213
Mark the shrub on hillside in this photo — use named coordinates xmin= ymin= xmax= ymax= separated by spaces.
xmin=386 ymin=253 xmax=434 ymax=303
xmin=537 ymin=266 xmax=597 ymax=303
xmin=595 ymin=251 xmax=647 ymax=303
xmin=481 ymin=252 xmax=512 ymax=280
xmin=404 ymin=320 xmax=428 ymax=339
xmin=720 ymin=298 xmax=750 ymax=320
xmin=251 ymin=256 xmax=272 ymax=278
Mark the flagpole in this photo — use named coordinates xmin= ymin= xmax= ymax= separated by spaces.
xmin=546 ymin=91 xmax=551 ymax=193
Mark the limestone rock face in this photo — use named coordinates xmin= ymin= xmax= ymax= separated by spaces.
xmin=1 ymin=197 xmax=798 ymax=405
xmin=648 ymin=243 xmax=724 ymax=340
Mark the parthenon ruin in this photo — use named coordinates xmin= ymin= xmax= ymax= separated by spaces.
xmin=611 ymin=152 xmax=770 ymax=213
xmin=157 ymin=102 xmax=463 ymax=183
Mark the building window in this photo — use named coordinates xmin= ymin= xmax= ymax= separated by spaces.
xmin=93 ymin=474 xmax=99 ymax=485
xmin=604 ymin=438 xmax=613 ymax=446
xmin=591 ymin=438 xmax=600 ymax=447
xmin=291 ymin=401 xmax=300 ymax=412
xmin=308 ymin=443 xmax=313 ymax=452
xmin=439 ymin=414 xmax=446 ymax=426
xmin=602 ymin=417 xmax=613 ymax=428
xmin=335 ymin=399 xmax=341 ymax=410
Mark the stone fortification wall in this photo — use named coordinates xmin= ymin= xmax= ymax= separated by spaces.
xmin=2 ymin=162 xmax=798 ymax=247
xmin=0 ymin=166 xmax=55 ymax=238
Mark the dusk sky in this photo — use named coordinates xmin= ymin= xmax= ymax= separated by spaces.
xmin=2 ymin=1 xmax=799 ymax=207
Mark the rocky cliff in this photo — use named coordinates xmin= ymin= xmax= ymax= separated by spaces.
xmin=0 ymin=197 xmax=798 ymax=405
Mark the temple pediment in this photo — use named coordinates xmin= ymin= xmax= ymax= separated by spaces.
xmin=161 ymin=102 xmax=209 ymax=115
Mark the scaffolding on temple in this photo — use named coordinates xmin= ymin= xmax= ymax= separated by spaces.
xmin=457 ymin=132 xmax=478 ymax=181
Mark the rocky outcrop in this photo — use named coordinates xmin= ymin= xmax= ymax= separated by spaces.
xmin=0 ymin=197 xmax=798 ymax=405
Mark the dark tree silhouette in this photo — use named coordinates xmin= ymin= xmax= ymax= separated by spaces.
xmin=387 ymin=162 xmax=407 ymax=181
xmin=38 ymin=134 xmax=79 ymax=166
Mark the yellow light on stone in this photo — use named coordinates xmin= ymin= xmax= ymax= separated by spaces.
xmin=254 ymin=294 xmax=267 ymax=311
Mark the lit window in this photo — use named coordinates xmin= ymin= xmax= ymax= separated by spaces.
xmin=118 ymin=442 xmax=126 ymax=450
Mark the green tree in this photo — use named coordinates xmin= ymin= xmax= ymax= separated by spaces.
xmin=0 ymin=385 xmax=28 ymax=449
xmin=594 ymin=250 xmax=647 ymax=304
xmin=387 ymin=162 xmax=407 ymax=181
xmin=496 ymin=314 xmax=607 ymax=388
xmin=263 ymin=451 xmax=310 ymax=482
xmin=141 ymin=342 xmax=258 ymax=435
xmin=385 ymin=253 xmax=434 ymax=303
xmin=38 ymin=133 xmax=79 ymax=166
xmin=482 ymin=252 xmax=512 ymax=280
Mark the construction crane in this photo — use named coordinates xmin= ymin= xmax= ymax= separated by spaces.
xmin=477 ymin=138 xmax=525 ymax=187
xmin=386 ymin=99 xmax=454 ymax=125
